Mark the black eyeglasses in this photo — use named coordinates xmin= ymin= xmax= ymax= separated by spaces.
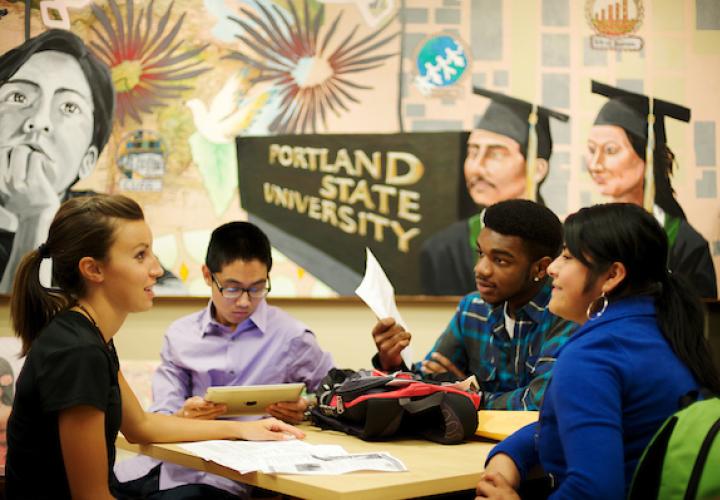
xmin=211 ymin=274 xmax=271 ymax=300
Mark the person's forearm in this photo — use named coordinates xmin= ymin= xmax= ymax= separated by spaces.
xmin=123 ymin=411 xmax=240 ymax=444
xmin=484 ymin=453 xmax=522 ymax=489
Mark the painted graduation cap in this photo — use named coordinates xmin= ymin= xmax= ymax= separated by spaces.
xmin=473 ymin=87 xmax=569 ymax=201
xmin=592 ymin=80 xmax=691 ymax=211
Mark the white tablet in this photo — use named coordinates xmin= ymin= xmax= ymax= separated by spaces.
xmin=204 ymin=383 xmax=305 ymax=416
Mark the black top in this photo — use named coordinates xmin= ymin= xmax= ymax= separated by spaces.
xmin=670 ymin=218 xmax=718 ymax=299
xmin=6 ymin=311 xmax=121 ymax=500
xmin=420 ymin=218 xmax=476 ymax=296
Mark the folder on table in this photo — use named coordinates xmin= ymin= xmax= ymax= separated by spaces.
xmin=475 ymin=410 xmax=539 ymax=441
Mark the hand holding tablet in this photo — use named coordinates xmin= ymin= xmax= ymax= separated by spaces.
xmin=204 ymin=383 xmax=306 ymax=416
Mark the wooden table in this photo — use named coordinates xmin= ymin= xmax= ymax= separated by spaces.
xmin=117 ymin=425 xmax=494 ymax=499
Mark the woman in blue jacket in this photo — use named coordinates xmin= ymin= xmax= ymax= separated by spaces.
xmin=475 ymin=203 xmax=720 ymax=500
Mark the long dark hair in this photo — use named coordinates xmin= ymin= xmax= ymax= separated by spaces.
xmin=625 ymin=131 xmax=685 ymax=220
xmin=10 ymin=195 xmax=144 ymax=356
xmin=564 ymin=203 xmax=720 ymax=393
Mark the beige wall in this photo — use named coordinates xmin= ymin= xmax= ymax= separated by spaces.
xmin=0 ymin=297 xmax=458 ymax=370
xmin=2 ymin=297 xmax=719 ymax=372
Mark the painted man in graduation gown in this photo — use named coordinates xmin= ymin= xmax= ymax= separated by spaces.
xmin=587 ymin=81 xmax=717 ymax=298
xmin=420 ymin=88 xmax=569 ymax=295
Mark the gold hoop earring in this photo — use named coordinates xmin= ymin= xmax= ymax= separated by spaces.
xmin=586 ymin=293 xmax=608 ymax=320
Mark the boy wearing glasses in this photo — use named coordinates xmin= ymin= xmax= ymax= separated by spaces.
xmin=115 ymin=221 xmax=334 ymax=497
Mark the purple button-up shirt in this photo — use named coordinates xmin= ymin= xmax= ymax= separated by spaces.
xmin=115 ymin=299 xmax=334 ymax=495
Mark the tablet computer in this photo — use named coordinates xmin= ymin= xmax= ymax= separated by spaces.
xmin=204 ymin=383 xmax=305 ymax=416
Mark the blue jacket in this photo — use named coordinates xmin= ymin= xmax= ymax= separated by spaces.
xmin=489 ymin=296 xmax=699 ymax=499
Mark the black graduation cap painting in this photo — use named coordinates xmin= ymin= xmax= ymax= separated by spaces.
xmin=591 ymin=80 xmax=691 ymax=211
xmin=473 ymin=87 xmax=569 ymax=201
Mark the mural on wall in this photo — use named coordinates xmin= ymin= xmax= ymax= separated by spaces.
xmin=0 ymin=0 xmax=718 ymax=298
xmin=0 ymin=28 xmax=115 ymax=292
xmin=237 ymin=131 xmax=470 ymax=294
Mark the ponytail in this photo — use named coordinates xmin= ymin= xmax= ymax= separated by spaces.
xmin=10 ymin=248 xmax=70 ymax=356
xmin=9 ymin=194 xmax=145 ymax=357
xmin=656 ymin=272 xmax=720 ymax=394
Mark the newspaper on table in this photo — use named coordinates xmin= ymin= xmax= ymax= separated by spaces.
xmin=355 ymin=248 xmax=414 ymax=368
xmin=179 ymin=439 xmax=407 ymax=475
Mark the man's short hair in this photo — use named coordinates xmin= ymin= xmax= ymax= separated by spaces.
xmin=206 ymin=222 xmax=273 ymax=273
xmin=483 ymin=199 xmax=563 ymax=261
xmin=0 ymin=29 xmax=115 ymax=153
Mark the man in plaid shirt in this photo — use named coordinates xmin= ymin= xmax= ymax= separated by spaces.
xmin=372 ymin=199 xmax=577 ymax=410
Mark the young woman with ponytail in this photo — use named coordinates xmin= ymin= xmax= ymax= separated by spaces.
xmin=475 ymin=203 xmax=720 ymax=500
xmin=5 ymin=194 xmax=303 ymax=500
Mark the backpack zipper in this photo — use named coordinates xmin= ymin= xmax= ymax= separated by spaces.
xmin=684 ymin=416 xmax=720 ymax=500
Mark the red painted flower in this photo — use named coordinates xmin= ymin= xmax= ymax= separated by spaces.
xmin=225 ymin=0 xmax=399 ymax=134
xmin=89 ymin=0 xmax=210 ymax=125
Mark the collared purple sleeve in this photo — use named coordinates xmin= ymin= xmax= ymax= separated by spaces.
xmin=285 ymin=330 xmax=334 ymax=392
xmin=150 ymin=328 xmax=193 ymax=415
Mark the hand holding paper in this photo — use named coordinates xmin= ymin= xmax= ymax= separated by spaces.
xmin=356 ymin=248 xmax=414 ymax=368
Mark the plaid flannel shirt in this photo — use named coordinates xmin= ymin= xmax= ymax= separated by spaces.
xmin=423 ymin=283 xmax=576 ymax=410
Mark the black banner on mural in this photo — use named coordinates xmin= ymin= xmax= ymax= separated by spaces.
xmin=236 ymin=132 xmax=470 ymax=295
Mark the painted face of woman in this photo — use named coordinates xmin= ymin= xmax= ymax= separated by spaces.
xmin=585 ymin=125 xmax=646 ymax=206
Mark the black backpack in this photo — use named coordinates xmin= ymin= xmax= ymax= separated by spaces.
xmin=310 ymin=369 xmax=481 ymax=444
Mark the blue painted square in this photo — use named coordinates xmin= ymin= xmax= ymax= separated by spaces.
xmin=550 ymin=119 xmax=570 ymax=145
xmin=471 ymin=0 xmax=502 ymax=61
xmin=542 ymin=0 xmax=569 ymax=27
xmin=697 ymin=0 xmax=720 ymax=30
xmin=404 ymin=33 xmax=427 ymax=58
xmin=441 ymin=97 xmax=456 ymax=106
xmin=472 ymin=73 xmax=487 ymax=88
xmin=545 ymin=151 xmax=570 ymax=214
xmin=542 ymin=73 xmax=570 ymax=109
xmin=493 ymin=70 xmax=508 ymax=86
xmin=405 ymin=104 xmax=426 ymax=117
xmin=542 ymin=34 xmax=570 ymax=67
xmin=696 ymin=170 xmax=717 ymax=198
xmin=436 ymin=8 xmax=461 ymax=24
xmin=583 ymin=36 xmax=608 ymax=66
xmin=404 ymin=8 xmax=429 ymax=24
xmin=694 ymin=121 xmax=716 ymax=167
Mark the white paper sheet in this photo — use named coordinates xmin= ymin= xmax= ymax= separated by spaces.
xmin=355 ymin=248 xmax=414 ymax=368
xmin=178 ymin=439 xmax=406 ymax=475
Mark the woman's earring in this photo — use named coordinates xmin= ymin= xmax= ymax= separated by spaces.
xmin=533 ymin=276 xmax=541 ymax=282
xmin=586 ymin=292 xmax=608 ymax=320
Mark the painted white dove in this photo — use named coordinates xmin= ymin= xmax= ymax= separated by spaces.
xmin=186 ymin=73 xmax=269 ymax=143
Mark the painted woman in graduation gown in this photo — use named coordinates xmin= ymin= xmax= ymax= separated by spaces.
xmin=587 ymin=81 xmax=717 ymax=298
xmin=420 ymin=88 xmax=568 ymax=295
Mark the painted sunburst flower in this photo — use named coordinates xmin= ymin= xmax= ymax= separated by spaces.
xmin=89 ymin=0 xmax=210 ymax=126
xmin=225 ymin=0 xmax=399 ymax=134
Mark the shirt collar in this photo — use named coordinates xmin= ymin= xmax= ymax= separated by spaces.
xmin=489 ymin=281 xmax=552 ymax=325
xmin=200 ymin=298 xmax=270 ymax=337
